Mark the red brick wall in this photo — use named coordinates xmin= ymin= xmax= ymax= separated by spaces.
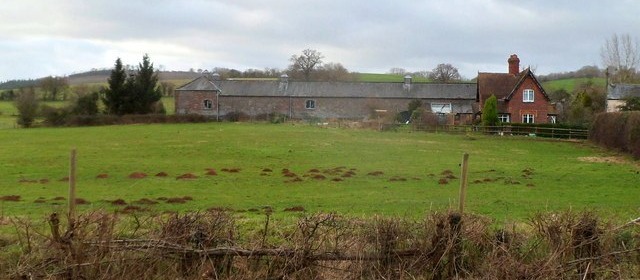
xmin=175 ymin=90 xmax=218 ymax=116
xmin=506 ymin=76 xmax=550 ymax=123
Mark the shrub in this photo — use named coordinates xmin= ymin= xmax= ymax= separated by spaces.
xmin=41 ymin=105 xmax=70 ymax=126
xmin=14 ymin=90 xmax=39 ymax=127
xmin=482 ymin=95 xmax=499 ymax=126
xmin=590 ymin=111 xmax=640 ymax=159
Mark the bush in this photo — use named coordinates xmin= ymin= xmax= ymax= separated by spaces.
xmin=590 ymin=111 xmax=640 ymax=159
xmin=41 ymin=105 xmax=70 ymax=126
xmin=14 ymin=90 xmax=39 ymax=128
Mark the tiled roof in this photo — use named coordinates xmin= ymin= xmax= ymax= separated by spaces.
xmin=478 ymin=68 xmax=549 ymax=101
xmin=177 ymin=76 xmax=477 ymax=100
xmin=608 ymin=83 xmax=640 ymax=99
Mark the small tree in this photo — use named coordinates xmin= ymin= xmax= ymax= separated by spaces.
xmin=130 ymin=54 xmax=162 ymax=114
xmin=288 ymin=49 xmax=324 ymax=81
xmin=102 ymin=58 xmax=128 ymax=115
xmin=14 ymin=87 xmax=39 ymax=128
xmin=72 ymin=92 xmax=99 ymax=115
xmin=482 ymin=95 xmax=499 ymax=126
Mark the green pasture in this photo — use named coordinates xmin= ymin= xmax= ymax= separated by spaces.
xmin=542 ymin=77 xmax=606 ymax=93
xmin=0 ymin=123 xmax=638 ymax=222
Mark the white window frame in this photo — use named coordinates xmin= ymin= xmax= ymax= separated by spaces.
xmin=499 ymin=114 xmax=510 ymax=123
xmin=549 ymin=115 xmax=557 ymax=124
xmin=523 ymin=89 xmax=534 ymax=103
xmin=203 ymin=99 xmax=212 ymax=109
xmin=522 ymin=114 xmax=534 ymax=124
xmin=305 ymin=99 xmax=316 ymax=109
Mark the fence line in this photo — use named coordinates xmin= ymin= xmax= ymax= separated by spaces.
xmin=410 ymin=124 xmax=589 ymax=139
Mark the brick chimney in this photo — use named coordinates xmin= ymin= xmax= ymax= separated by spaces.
xmin=508 ymin=54 xmax=520 ymax=75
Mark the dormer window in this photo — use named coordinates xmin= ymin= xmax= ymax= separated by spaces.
xmin=523 ymin=89 xmax=534 ymax=102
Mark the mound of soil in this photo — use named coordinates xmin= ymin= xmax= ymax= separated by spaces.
xmin=96 ymin=173 xmax=109 ymax=179
xmin=134 ymin=198 xmax=158 ymax=205
xmin=473 ymin=179 xmax=483 ymax=184
xmin=39 ymin=178 xmax=50 ymax=184
xmin=205 ymin=169 xmax=218 ymax=176
xmin=367 ymin=171 xmax=384 ymax=176
xmin=443 ymin=174 xmax=458 ymax=180
xmin=155 ymin=172 xmax=169 ymax=177
xmin=111 ymin=199 xmax=127 ymax=205
xmin=283 ymin=172 xmax=298 ymax=178
xmin=128 ymin=172 xmax=147 ymax=179
xmin=166 ymin=197 xmax=187 ymax=204
xmin=308 ymin=168 xmax=320 ymax=173
xmin=312 ymin=174 xmax=326 ymax=180
xmin=0 ymin=195 xmax=21 ymax=201
xmin=281 ymin=168 xmax=290 ymax=174
xmin=52 ymin=196 xmax=66 ymax=201
xmin=262 ymin=168 xmax=273 ymax=172
xmin=75 ymin=198 xmax=90 ymax=205
xmin=441 ymin=170 xmax=454 ymax=176
xmin=331 ymin=178 xmax=343 ymax=182
xmin=18 ymin=179 xmax=37 ymax=183
xmin=247 ymin=208 xmax=259 ymax=212
xmin=438 ymin=178 xmax=449 ymax=185
xmin=176 ymin=173 xmax=198 ymax=180
xmin=221 ymin=168 xmax=241 ymax=173
xmin=284 ymin=206 xmax=305 ymax=212
xmin=59 ymin=177 xmax=69 ymax=182
xmin=182 ymin=196 xmax=193 ymax=201
xmin=157 ymin=197 xmax=167 ymax=201
xmin=389 ymin=176 xmax=407 ymax=182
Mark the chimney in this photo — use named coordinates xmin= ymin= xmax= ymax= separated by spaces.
xmin=508 ymin=54 xmax=520 ymax=75
xmin=210 ymin=72 xmax=221 ymax=87
xmin=279 ymin=74 xmax=289 ymax=92
xmin=403 ymin=75 xmax=412 ymax=92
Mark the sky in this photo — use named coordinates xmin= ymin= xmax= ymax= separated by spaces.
xmin=1 ymin=0 xmax=639 ymax=81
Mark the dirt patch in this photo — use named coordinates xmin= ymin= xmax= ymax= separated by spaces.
xmin=128 ymin=172 xmax=147 ymax=179
xmin=0 ymin=195 xmax=21 ymax=201
xmin=39 ymin=178 xmax=50 ymax=184
xmin=18 ymin=179 xmax=37 ymax=183
xmin=312 ymin=174 xmax=326 ymax=180
xmin=75 ymin=198 xmax=90 ymax=205
xmin=247 ymin=208 xmax=259 ymax=212
xmin=473 ymin=179 xmax=483 ymax=184
xmin=59 ymin=177 xmax=69 ymax=182
xmin=182 ymin=196 xmax=193 ymax=201
xmin=283 ymin=172 xmax=298 ymax=178
xmin=389 ymin=176 xmax=407 ymax=182
xmin=111 ymin=199 xmax=127 ymax=206
xmin=308 ymin=168 xmax=320 ymax=173
xmin=443 ymin=174 xmax=458 ymax=180
xmin=262 ymin=168 xmax=272 ymax=172
xmin=331 ymin=178 xmax=343 ymax=182
xmin=578 ymin=156 xmax=630 ymax=164
xmin=438 ymin=178 xmax=449 ymax=185
xmin=221 ymin=168 xmax=241 ymax=173
xmin=284 ymin=206 xmax=305 ymax=212
xmin=176 ymin=173 xmax=198 ymax=180
xmin=205 ymin=169 xmax=218 ymax=176
xmin=157 ymin=197 xmax=167 ymax=201
xmin=504 ymin=178 xmax=521 ymax=185
xmin=155 ymin=172 xmax=169 ymax=177
xmin=166 ymin=197 xmax=187 ymax=204
xmin=367 ymin=171 xmax=384 ymax=176
xmin=133 ymin=198 xmax=158 ymax=205
xmin=34 ymin=198 xmax=47 ymax=203
xmin=96 ymin=173 xmax=109 ymax=179
xmin=53 ymin=196 xmax=66 ymax=201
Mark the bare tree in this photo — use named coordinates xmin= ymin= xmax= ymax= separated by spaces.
xmin=39 ymin=76 xmax=69 ymax=101
xmin=428 ymin=63 xmax=461 ymax=83
xmin=601 ymin=33 xmax=639 ymax=83
xmin=315 ymin=62 xmax=355 ymax=82
xmin=288 ymin=49 xmax=324 ymax=81
xmin=388 ymin=67 xmax=407 ymax=75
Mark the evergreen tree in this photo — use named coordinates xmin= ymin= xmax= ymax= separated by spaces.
xmin=131 ymin=54 xmax=162 ymax=114
xmin=102 ymin=58 xmax=127 ymax=115
xmin=482 ymin=95 xmax=499 ymax=126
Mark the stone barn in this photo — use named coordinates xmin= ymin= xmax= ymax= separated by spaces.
xmin=175 ymin=74 xmax=477 ymax=124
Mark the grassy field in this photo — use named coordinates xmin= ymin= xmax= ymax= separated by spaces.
xmin=542 ymin=77 xmax=606 ymax=93
xmin=0 ymin=123 xmax=638 ymax=222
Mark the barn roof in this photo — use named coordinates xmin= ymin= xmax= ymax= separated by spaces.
xmin=177 ymin=76 xmax=477 ymax=100
xmin=608 ymin=83 xmax=640 ymax=100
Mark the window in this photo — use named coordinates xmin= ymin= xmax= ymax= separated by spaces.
xmin=305 ymin=99 xmax=316 ymax=109
xmin=430 ymin=103 xmax=452 ymax=114
xmin=522 ymin=114 xmax=534 ymax=124
xmin=548 ymin=115 xmax=557 ymax=124
xmin=203 ymin=99 xmax=212 ymax=109
xmin=523 ymin=89 xmax=534 ymax=102
xmin=499 ymin=114 xmax=510 ymax=123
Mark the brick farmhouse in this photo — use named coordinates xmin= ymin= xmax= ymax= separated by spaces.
xmin=176 ymin=54 xmax=553 ymax=124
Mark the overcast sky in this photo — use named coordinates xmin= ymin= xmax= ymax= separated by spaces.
xmin=1 ymin=0 xmax=639 ymax=81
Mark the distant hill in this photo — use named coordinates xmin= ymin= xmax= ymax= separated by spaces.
xmin=541 ymin=77 xmax=607 ymax=93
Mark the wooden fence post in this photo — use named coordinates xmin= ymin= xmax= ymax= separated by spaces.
xmin=68 ymin=149 xmax=77 ymax=230
xmin=459 ymin=153 xmax=469 ymax=213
